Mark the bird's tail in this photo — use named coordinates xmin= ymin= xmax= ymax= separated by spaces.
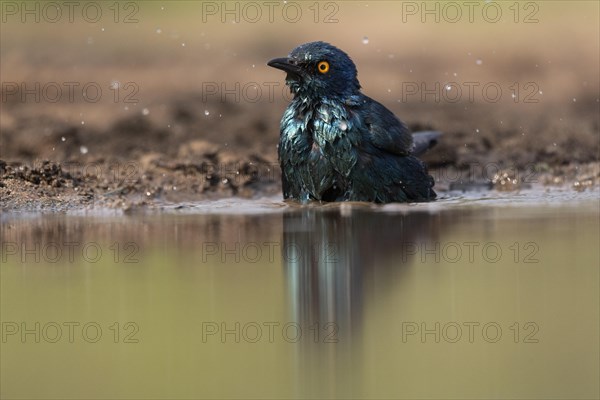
xmin=411 ymin=131 xmax=441 ymax=157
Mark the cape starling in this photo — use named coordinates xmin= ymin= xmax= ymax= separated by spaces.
xmin=268 ymin=41 xmax=438 ymax=203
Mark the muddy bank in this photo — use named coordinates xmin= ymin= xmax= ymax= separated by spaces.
xmin=2 ymin=94 xmax=599 ymax=212
xmin=2 ymin=100 xmax=599 ymax=212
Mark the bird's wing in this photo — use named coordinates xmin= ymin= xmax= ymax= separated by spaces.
xmin=362 ymin=97 xmax=413 ymax=156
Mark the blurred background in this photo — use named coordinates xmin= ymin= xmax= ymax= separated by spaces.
xmin=1 ymin=1 xmax=598 ymax=208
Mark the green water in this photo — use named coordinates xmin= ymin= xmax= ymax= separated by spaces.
xmin=1 ymin=194 xmax=599 ymax=399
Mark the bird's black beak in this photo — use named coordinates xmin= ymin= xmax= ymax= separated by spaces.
xmin=267 ymin=57 xmax=302 ymax=75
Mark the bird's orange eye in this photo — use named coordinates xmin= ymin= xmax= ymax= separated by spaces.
xmin=317 ymin=61 xmax=330 ymax=74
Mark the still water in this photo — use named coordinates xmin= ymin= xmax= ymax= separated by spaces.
xmin=1 ymin=189 xmax=599 ymax=399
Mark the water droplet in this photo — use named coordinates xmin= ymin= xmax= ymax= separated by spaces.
xmin=362 ymin=36 xmax=369 ymax=45
xmin=204 ymin=110 xmax=210 ymax=116
xmin=142 ymin=108 xmax=150 ymax=116
xmin=80 ymin=146 xmax=88 ymax=154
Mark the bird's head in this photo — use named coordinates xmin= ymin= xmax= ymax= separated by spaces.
xmin=268 ymin=41 xmax=361 ymax=99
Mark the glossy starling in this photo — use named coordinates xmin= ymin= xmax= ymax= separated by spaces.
xmin=268 ymin=41 xmax=438 ymax=203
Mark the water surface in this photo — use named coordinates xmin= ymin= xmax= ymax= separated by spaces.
xmin=2 ymin=189 xmax=599 ymax=399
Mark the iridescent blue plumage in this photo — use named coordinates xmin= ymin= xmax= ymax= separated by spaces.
xmin=268 ymin=41 xmax=437 ymax=203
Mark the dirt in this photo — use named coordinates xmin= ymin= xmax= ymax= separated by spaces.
xmin=1 ymin=93 xmax=598 ymax=212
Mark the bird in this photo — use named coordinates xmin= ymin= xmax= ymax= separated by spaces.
xmin=267 ymin=41 xmax=438 ymax=203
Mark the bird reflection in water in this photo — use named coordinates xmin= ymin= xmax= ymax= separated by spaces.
xmin=281 ymin=205 xmax=444 ymax=396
